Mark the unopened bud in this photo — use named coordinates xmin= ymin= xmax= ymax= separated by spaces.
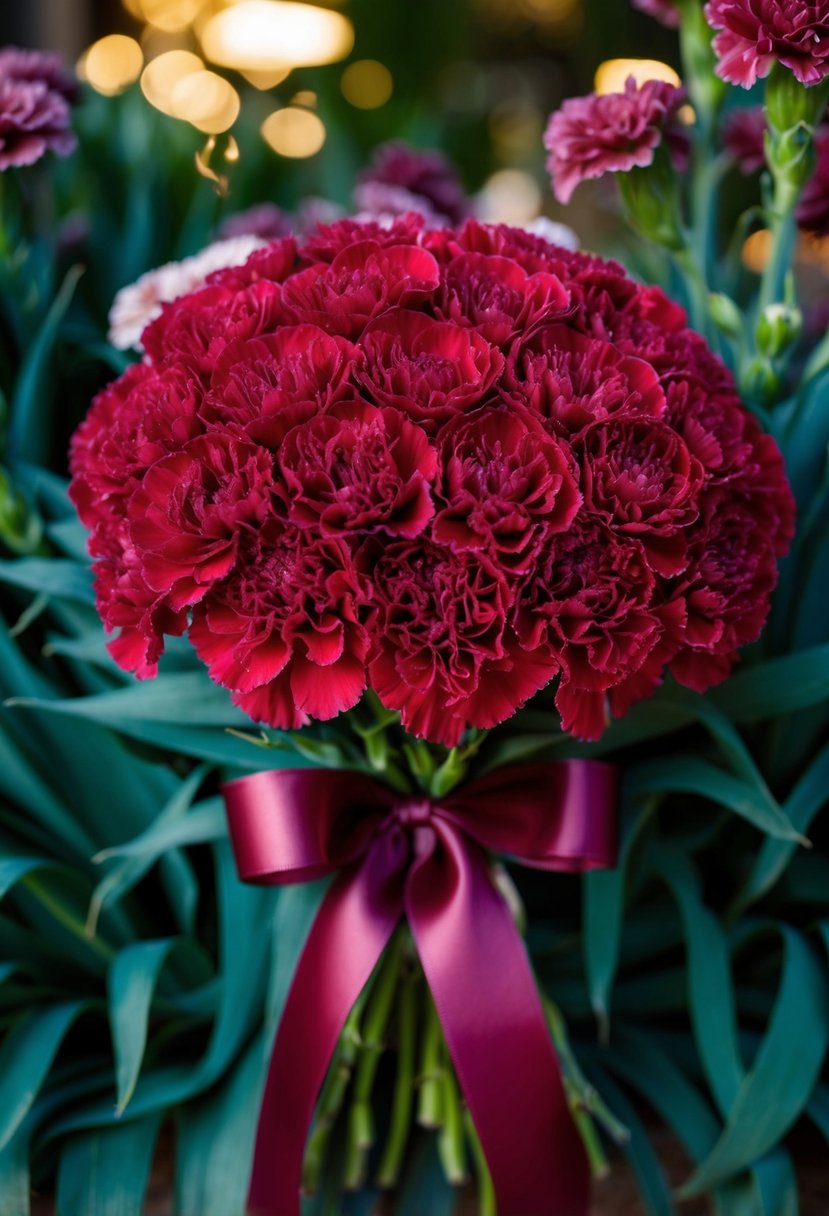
xmin=757 ymin=303 xmax=803 ymax=359
xmin=709 ymin=293 xmax=744 ymax=339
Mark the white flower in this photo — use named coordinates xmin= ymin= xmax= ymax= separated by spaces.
xmin=107 ymin=235 xmax=266 ymax=351
xmin=522 ymin=216 xmax=580 ymax=251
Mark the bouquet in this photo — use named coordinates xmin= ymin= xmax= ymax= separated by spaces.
xmin=69 ymin=206 xmax=792 ymax=1215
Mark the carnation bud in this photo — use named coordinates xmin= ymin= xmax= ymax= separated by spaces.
xmin=679 ymin=2 xmax=727 ymax=126
xmin=0 ymin=467 xmax=43 ymax=555
xmin=709 ymin=293 xmax=744 ymax=339
xmin=742 ymin=355 xmax=780 ymax=406
xmin=617 ymin=151 xmax=685 ymax=251
xmin=756 ymin=302 xmax=803 ymax=359
xmin=764 ymin=66 xmax=829 ymax=197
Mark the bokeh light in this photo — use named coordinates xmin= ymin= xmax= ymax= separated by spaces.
xmin=341 ymin=60 xmax=393 ymax=109
xmin=170 ymin=70 xmax=241 ymax=133
xmin=129 ymin=0 xmax=204 ymax=32
xmin=261 ymin=106 xmax=327 ymax=158
xmin=140 ymin=49 xmax=205 ymax=116
xmin=477 ymin=169 xmax=542 ymax=224
xmin=743 ymin=229 xmax=773 ymax=274
xmin=79 ymin=35 xmax=144 ymax=96
xmin=201 ymin=1 xmax=354 ymax=71
xmin=594 ymin=58 xmax=681 ymax=94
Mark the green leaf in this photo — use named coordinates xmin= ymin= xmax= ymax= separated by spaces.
xmin=712 ymin=644 xmax=829 ymax=722
xmin=680 ymin=927 xmax=829 ymax=1196
xmin=175 ymin=1034 xmax=263 ymax=1216
xmin=56 ymin=1114 xmax=161 ymax=1216
xmin=0 ymin=1125 xmax=31 ymax=1216
xmin=9 ymin=264 xmax=84 ymax=466
xmin=0 ymin=1001 xmax=85 ymax=1150
xmin=0 ymin=856 xmax=54 ymax=901
xmin=108 ymin=939 xmax=176 ymax=1115
xmin=654 ymin=849 xmax=743 ymax=1118
xmin=736 ymin=742 xmax=829 ymax=911
xmin=0 ymin=558 xmax=94 ymax=606
xmin=94 ymin=797 xmax=226 ymax=866
xmin=11 ymin=672 xmax=249 ymax=727
xmin=626 ymin=756 xmax=802 ymax=842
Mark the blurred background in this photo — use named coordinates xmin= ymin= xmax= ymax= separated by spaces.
xmin=0 ymin=0 xmax=679 ymax=239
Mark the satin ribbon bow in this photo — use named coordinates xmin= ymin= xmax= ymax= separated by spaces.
xmin=223 ymin=761 xmax=618 ymax=1216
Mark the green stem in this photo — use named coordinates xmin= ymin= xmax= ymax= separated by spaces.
xmin=436 ymin=1043 xmax=467 ymax=1185
xmin=672 ymin=245 xmax=712 ymax=339
xmin=302 ymin=999 xmax=364 ymax=1194
xmin=375 ymin=949 xmax=418 ymax=1188
xmin=463 ymin=1109 xmax=496 ymax=1216
xmin=758 ymin=196 xmax=798 ymax=315
xmin=343 ymin=929 xmax=404 ymax=1189
xmin=417 ymin=989 xmax=444 ymax=1128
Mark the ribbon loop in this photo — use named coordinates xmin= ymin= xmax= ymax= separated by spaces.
xmin=223 ymin=761 xmax=617 ymax=1216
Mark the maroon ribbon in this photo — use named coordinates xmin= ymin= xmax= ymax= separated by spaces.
xmin=223 ymin=761 xmax=618 ymax=1216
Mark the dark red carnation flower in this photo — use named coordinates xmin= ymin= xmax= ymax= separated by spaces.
xmin=206 ymin=237 xmax=298 ymax=290
xmin=278 ymin=240 xmax=441 ymax=338
xmin=433 ymin=251 xmax=570 ymax=345
xmin=579 ymin=416 xmax=704 ymax=576
xmin=544 ymin=77 xmax=690 ymax=205
xmin=705 ymin=0 xmax=829 ymax=87
xmin=301 ymin=214 xmax=424 ymax=263
xmin=202 ymin=325 xmax=357 ymax=448
xmin=369 ymin=541 xmax=556 ymax=746
xmin=278 ymin=401 xmax=437 ymax=537
xmin=670 ymin=490 xmax=783 ymax=689
xmin=127 ymin=435 xmax=275 ymax=611
xmin=797 ymin=128 xmax=829 ymax=235
xmin=356 ymin=309 xmax=503 ymax=431
xmin=191 ymin=522 xmax=370 ymax=727
xmin=433 ymin=409 xmax=581 ymax=571
xmin=142 ymin=280 xmax=283 ymax=377
xmin=515 ymin=518 xmax=660 ymax=738
xmin=504 ymin=324 xmax=666 ymax=438
xmin=69 ymin=363 xmax=203 ymax=536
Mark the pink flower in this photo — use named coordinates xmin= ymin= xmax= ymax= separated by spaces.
xmin=544 ymin=77 xmax=690 ymax=205
xmin=0 ymin=47 xmax=76 ymax=170
xmin=354 ymin=141 xmax=471 ymax=227
xmin=797 ymin=128 xmax=829 ymax=234
xmin=705 ymin=0 xmax=829 ymax=88
xmin=632 ymin=0 xmax=681 ymax=26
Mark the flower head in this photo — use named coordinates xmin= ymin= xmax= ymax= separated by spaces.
xmin=354 ymin=141 xmax=471 ymax=227
xmin=705 ymin=0 xmax=829 ymax=88
xmin=797 ymin=127 xmax=829 ymax=233
xmin=632 ymin=0 xmax=682 ymax=27
xmin=544 ymin=77 xmax=690 ymax=205
xmin=723 ymin=105 xmax=768 ymax=173
xmin=0 ymin=46 xmax=76 ymax=170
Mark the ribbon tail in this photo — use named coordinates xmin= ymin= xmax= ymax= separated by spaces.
xmin=247 ymin=840 xmax=404 ymax=1216
xmin=408 ymin=827 xmax=590 ymax=1216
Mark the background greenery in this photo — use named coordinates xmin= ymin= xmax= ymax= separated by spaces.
xmin=0 ymin=2 xmax=828 ymax=1212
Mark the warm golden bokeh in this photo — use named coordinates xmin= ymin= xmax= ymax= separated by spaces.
xmin=140 ymin=49 xmax=205 ymax=116
xmin=200 ymin=1 xmax=354 ymax=71
xmin=261 ymin=106 xmax=327 ymax=157
xmin=79 ymin=35 xmax=144 ymax=96
xmin=594 ymin=58 xmax=681 ymax=94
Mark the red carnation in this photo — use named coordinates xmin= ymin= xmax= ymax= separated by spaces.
xmin=202 ymin=326 xmax=357 ymax=448
xmin=278 ymin=402 xmax=437 ymax=537
xmin=434 ymin=409 xmax=581 ymax=571
xmin=191 ymin=522 xmax=370 ymax=728
xmin=71 ymin=216 xmax=792 ymax=744
xmin=433 ymin=251 xmax=570 ymax=346
xmin=127 ymin=435 xmax=275 ymax=611
xmin=356 ymin=309 xmax=503 ymax=431
xmin=505 ymin=325 xmax=666 ymax=438
xmin=797 ymin=128 xmax=829 ymax=235
xmin=723 ymin=106 xmax=768 ymax=173
xmin=516 ymin=519 xmax=661 ymax=739
xmin=369 ymin=541 xmax=556 ymax=746
xmin=705 ymin=0 xmax=829 ymax=88
xmin=278 ymin=241 xmax=441 ymax=339
xmin=579 ymin=417 xmax=704 ymax=576
xmin=544 ymin=77 xmax=690 ymax=205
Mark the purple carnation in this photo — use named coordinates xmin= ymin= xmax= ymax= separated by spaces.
xmin=354 ymin=141 xmax=471 ymax=227
xmin=0 ymin=46 xmax=77 ymax=171
xmin=705 ymin=1 xmax=829 ymax=88
xmin=632 ymin=0 xmax=681 ymax=27
xmin=544 ymin=77 xmax=690 ymax=206
xmin=218 ymin=203 xmax=294 ymax=242
xmin=723 ymin=106 xmax=767 ymax=173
